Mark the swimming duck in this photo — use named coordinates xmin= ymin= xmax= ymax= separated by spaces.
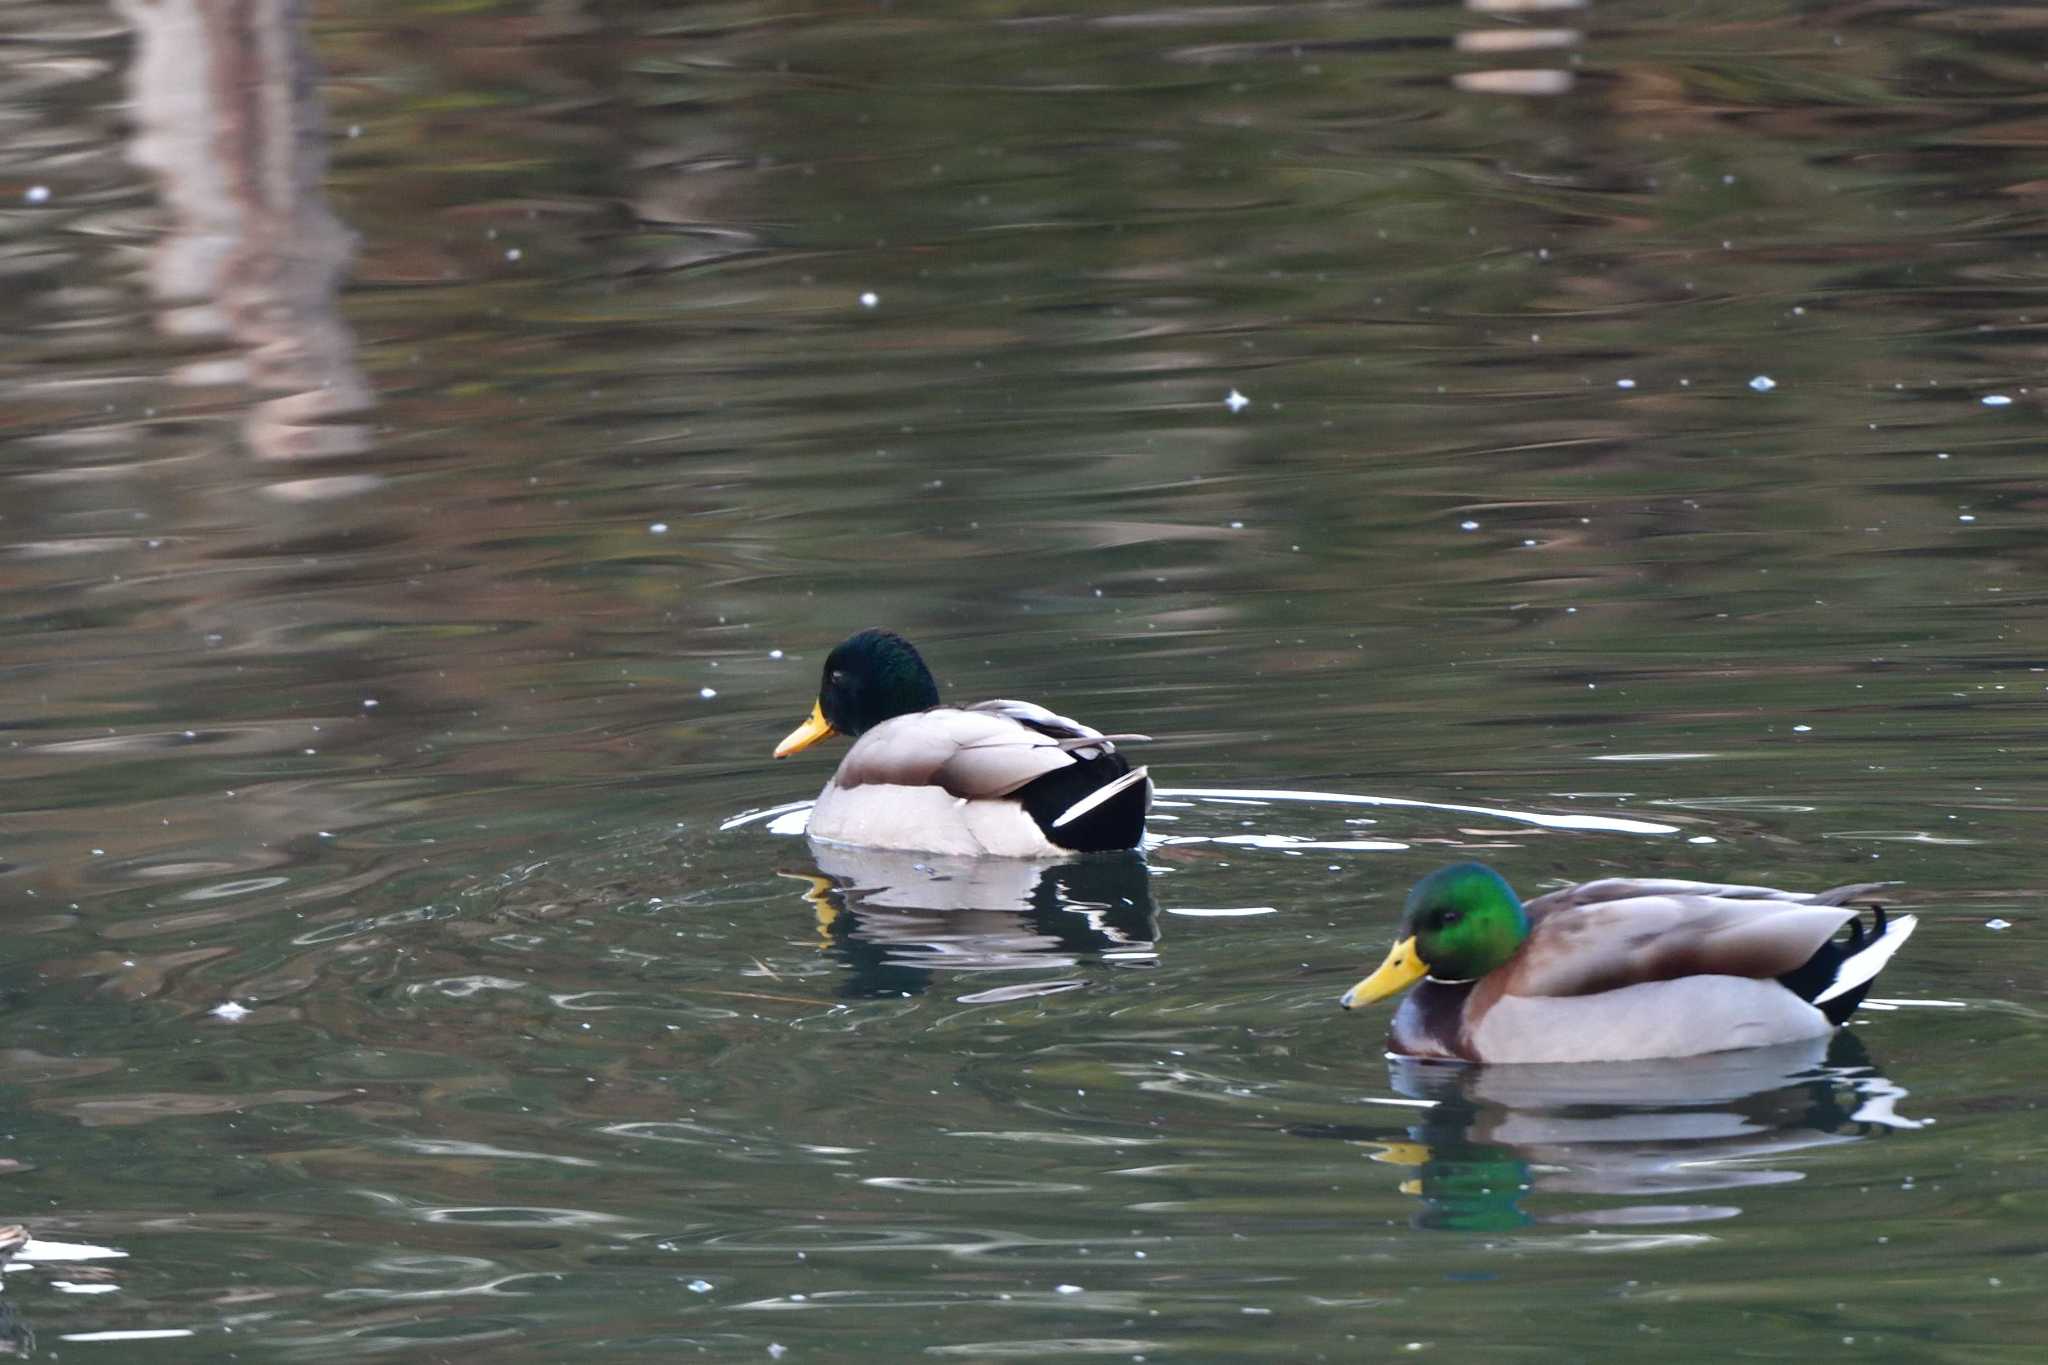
xmin=1342 ymin=862 xmax=1917 ymax=1063
xmin=772 ymin=629 xmax=1152 ymax=856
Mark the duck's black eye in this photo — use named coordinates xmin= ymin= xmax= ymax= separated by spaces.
xmin=1440 ymin=910 xmax=1463 ymax=928
xmin=829 ymin=669 xmax=850 ymax=685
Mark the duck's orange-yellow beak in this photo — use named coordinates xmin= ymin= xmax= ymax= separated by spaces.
xmin=1340 ymin=935 xmax=1426 ymax=1009
xmin=773 ymin=701 xmax=836 ymax=758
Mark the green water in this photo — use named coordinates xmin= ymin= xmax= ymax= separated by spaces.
xmin=0 ymin=0 xmax=2043 ymax=1358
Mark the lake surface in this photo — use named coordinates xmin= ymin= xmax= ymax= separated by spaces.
xmin=1 ymin=0 xmax=2043 ymax=1358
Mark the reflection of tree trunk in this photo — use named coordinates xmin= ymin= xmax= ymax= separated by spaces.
xmin=117 ymin=0 xmax=371 ymax=463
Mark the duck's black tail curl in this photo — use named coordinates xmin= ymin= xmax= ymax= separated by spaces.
xmin=1019 ymin=752 xmax=1151 ymax=853
xmin=1778 ymin=897 xmax=1919 ymax=1026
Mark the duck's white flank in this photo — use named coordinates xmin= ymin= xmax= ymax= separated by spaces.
xmin=808 ymin=782 xmax=1064 ymax=858
xmin=1464 ymin=976 xmax=1832 ymax=1064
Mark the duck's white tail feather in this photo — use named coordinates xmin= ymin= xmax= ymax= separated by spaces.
xmin=1050 ymin=765 xmax=1151 ymax=829
xmin=1057 ymin=733 xmax=1152 ymax=749
xmin=1814 ymin=913 xmax=1918 ymax=1005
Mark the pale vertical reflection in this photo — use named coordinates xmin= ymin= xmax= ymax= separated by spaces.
xmin=115 ymin=0 xmax=373 ymax=470
xmin=1455 ymin=0 xmax=1586 ymax=96
xmin=1464 ymin=0 xmax=1587 ymax=11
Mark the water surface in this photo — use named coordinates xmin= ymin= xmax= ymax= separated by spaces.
xmin=1 ymin=0 xmax=2043 ymax=1358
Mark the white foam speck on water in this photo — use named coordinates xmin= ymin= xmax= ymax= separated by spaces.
xmin=1164 ymin=906 xmax=1279 ymax=918
xmin=505 ymin=247 xmax=522 ymax=262
xmin=1688 ymin=835 xmax=1717 ymax=844
xmin=698 ymin=687 xmax=717 ymax=700
xmin=24 ymin=185 xmax=50 ymax=204
xmin=1225 ymin=389 xmax=1250 ymax=413
xmin=649 ymin=522 xmax=669 ymax=534
xmin=687 ymin=1279 xmax=713 ymax=1293
xmin=1055 ymin=1284 xmax=1084 ymax=1294
xmin=1958 ymin=514 xmax=1976 ymax=523
xmin=769 ymin=649 xmax=784 ymax=659
xmin=1986 ymin=918 xmax=2013 ymax=931
xmin=1982 ymin=394 xmax=2013 ymax=406
xmin=209 ymin=1001 xmax=250 ymax=1022
xmin=60 ymin=1332 xmax=193 ymax=1343
xmin=1749 ymin=374 xmax=1776 ymax=391
xmin=859 ymin=291 xmax=879 ymax=308
xmin=1615 ymin=378 xmax=1636 ymax=389
xmin=1459 ymin=519 xmax=1479 ymax=531
xmin=50 ymin=1282 xmax=119 ymax=1295
xmin=1792 ymin=724 xmax=1812 ymax=732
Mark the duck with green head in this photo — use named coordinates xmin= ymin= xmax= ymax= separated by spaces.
xmin=773 ymin=629 xmax=1153 ymax=857
xmin=1342 ymin=862 xmax=1917 ymax=1064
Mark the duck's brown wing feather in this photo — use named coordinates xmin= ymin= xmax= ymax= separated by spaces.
xmin=1504 ymin=879 xmax=1891 ymax=999
xmin=1523 ymin=877 xmax=1890 ymax=919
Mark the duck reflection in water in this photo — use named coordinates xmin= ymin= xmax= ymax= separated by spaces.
xmin=785 ymin=844 xmax=1158 ymax=1000
xmin=1301 ymin=1033 xmax=1919 ymax=1232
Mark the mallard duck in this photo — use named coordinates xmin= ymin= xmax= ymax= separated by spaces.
xmin=1341 ymin=862 xmax=1917 ymax=1063
xmin=772 ymin=629 xmax=1152 ymax=856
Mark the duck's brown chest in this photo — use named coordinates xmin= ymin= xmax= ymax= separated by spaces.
xmin=1388 ymin=980 xmax=1478 ymax=1060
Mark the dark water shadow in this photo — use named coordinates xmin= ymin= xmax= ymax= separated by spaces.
xmin=784 ymin=843 xmax=1159 ymax=1001
xmin=1297 ymin=1033 xmax=1918 ymax=1233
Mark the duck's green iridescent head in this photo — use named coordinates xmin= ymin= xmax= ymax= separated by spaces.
xmin=1340 ymin=863 xmax=1531 ymax=1008
xmin=774 ymin=629 xmax=942 ymax=757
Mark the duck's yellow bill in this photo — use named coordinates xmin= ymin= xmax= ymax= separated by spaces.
xmin=773 ymin=701 xmax=836 ymax=758
xmin=1340 ymin=935 xmax=1427 ymax=1008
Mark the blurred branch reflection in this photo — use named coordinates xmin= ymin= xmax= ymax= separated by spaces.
xmin=117 ymin=0 xmax=371 ymax=464
xmin=1456 ymin=0 xmax=1585 ymax=96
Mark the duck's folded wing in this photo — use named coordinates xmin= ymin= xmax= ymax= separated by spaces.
xmin=1525 ymin=877 xmax=1889 ymax=918
xmin=1507 ymin=892 xmax=1866 ymax=998
xmin=965 ymin=699 xmax=1149 ymax=758
xmin=834 ymin=708 xmax=1081 ymax=799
